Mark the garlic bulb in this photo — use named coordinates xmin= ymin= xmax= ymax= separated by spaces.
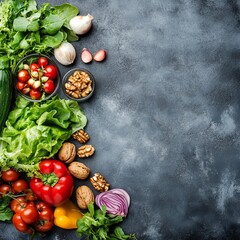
xmin=54 ymin=42 xmax=76 ymax=65
xmin=69 ymin=14 xmax=94 ymax=35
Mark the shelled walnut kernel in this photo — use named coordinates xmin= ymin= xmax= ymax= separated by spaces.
xmin=77 ymin=144 xmax=95 ymax=158
xmin=72 ymin=129 xmax=90 ymax=143
xmin=90 ymin=173 xmax=110 ymax=192
xmin=65 ymin=70 xmax=93 ymax=99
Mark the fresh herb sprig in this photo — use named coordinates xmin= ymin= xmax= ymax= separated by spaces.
xmin=77 ymin=202 xmax=136 ymax=240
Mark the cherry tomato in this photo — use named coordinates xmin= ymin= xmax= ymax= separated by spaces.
xmin=12 ymin=179 xmax=28 ymax=193
xmin=16 ymin=82 xmax=25 ymax=91
xmin=30 ymin=89 xmax=42 ymax=100
xmin=31 ymin=71 xmax=39 ymax=79
xmin=12 ymin=213 xmax=29 ymax=232
xmin=18 ymin=69 xmax=30 ymax=83
xmin=25 ymin=189 xmax=37 ymax=201
xmin=0 ymin=184 xmax=12 ymax=196
xmin=38 ymin=57 xmax=49 ymax=67
xmin=21 ymin=205 xmax=39 ymax=224
xmin=22 ymin=87 xmax=30 ymax=95
xmin=34 ymin=202 xmax=54 ymax=232
xmin=30 ymin=63 xmax=39 ymax=71
xmin=1 ymin=169 xmax=19 ymax=182
xmin=43 ymin=80 xmax=55 ymax=94
xmin=10 ymin=197 xmax=32 ymax=213
xmin=44 ymin=65 xmax=57 ymax=79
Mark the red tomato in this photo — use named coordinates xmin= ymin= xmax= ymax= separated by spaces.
xmin=43 ymin=80 xmax=55 ymax=94
xmin=11 ymin=197 xmax=31 ymax=213
xmin=16 ymin=82 xmax=25 ymax=91
xmin=34 ymin=202 xmax=54 ymax=232
xmin=12 ymin=213 xmax=29 ymax=233
xmin=44 ymin=65 xmax=57 ymax=79
xmin=38 ymin=57 xmax=48 ymax=67
xmin=21 ymin=205 xmax=39 ymax=224
xmin=12 ymin=179 xmax=28 ymax=193
xmin=18 ymin=69 xmax=30 ymax=83
xmin=1 ymin=169 xmax=19 ymax=182
xmin=0 ymin=184 xmax=12 ymax=196
xmin=30 ymin=89 xmax=42 ymax=100
xmin=25 ymin=189 xmax=37 ymax=201
xmin=30 ymin=63 xmax=39 ymax=71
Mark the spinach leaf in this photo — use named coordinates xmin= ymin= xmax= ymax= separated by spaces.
xmin=41 ymin=14 xmax=64 ymax=35
xmin=41 ymin=31 xmax=64 ymax=48
xmin=52 ymin=3 xmax=79 ymax=29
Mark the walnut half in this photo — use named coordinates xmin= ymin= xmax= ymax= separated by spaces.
xmin=72 ymin=129 xmax=90 ymax=144
xmin=77 ymin=144 xmax=95 ymax=158
xmin=90 ymin=173 xmax=110 ymax=192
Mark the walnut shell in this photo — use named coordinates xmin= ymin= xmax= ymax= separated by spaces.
xmin=76 ymin=185 xmax=94 ymax=209
xmin=68 ymin=162 xmax=90 ymax=180
xmin=58 ymin=142 xmax=76 ymax=164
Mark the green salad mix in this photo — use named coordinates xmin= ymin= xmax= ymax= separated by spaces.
xmin=0 ymin=96 xmax=87 ymax=176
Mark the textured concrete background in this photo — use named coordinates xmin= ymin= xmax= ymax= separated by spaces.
xmin=1 ymin=0 xmax=240 ymax=239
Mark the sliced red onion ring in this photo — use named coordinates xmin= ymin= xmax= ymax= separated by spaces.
xmin=95 ymin=188 xmax=130 ymax=217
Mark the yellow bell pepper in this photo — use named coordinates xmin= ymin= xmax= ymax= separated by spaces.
xmin=54 ymin=200 xmax=83 ymax=229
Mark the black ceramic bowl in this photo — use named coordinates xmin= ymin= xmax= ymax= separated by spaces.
xmin=62 ymin=68 xmax=95 ymax=102
xmin=14 ymin=53 xmax=60 ymax=102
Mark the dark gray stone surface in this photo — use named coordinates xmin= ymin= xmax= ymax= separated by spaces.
xmin=1 ymin=0 xmax=240 ymax=239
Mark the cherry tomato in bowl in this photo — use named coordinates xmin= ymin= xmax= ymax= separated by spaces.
xmin=14 ymin=54 xmax=60 ymax=102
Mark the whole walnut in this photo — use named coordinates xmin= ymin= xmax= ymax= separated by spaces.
xmin=58 ymin=142 xmax=76 ymax=164
xmin=76 ymin=185 xmax=94 ymax=209
xmin=68 ymin=162 xmax=90 ymax=180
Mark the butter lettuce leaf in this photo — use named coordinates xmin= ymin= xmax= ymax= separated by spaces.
xmin=0 ymin=96 xmax=87 ymax=176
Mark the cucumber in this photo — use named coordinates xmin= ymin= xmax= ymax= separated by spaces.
xmin=0 ymin=56 xmax=12 ymax=133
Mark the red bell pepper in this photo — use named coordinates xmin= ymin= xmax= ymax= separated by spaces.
xmin=30 ymin=159 xmax=74 ymax=206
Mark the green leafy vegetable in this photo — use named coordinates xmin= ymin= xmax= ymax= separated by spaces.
xmin=77 ymin=202 xmax=136 ymax=240
xmin=0 ymin=0 xmax=79 ymax=70
xmin=0 ymin=196 xmax=13 ymax=222
xmin=0 ymin=96 xmax=87 ymax=176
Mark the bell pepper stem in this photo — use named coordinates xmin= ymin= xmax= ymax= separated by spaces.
xmin=42 ymin=173 xmax=59 ymax=187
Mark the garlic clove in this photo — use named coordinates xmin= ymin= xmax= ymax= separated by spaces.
xmin=81 ymin=48 xmax=93 ymax=63
xmin=93 ymin=49 xmax=107 ymax=62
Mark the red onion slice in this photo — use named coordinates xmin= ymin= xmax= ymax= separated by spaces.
xmin=95 ymin=188 xmax=130 ymax=217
